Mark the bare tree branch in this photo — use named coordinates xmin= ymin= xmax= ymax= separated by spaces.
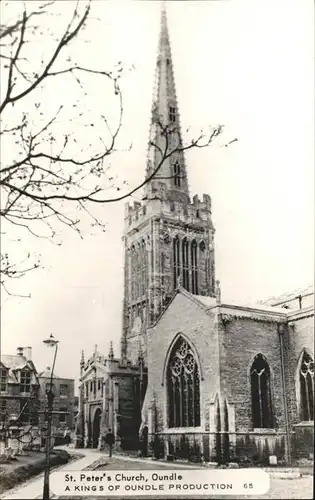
xmin=0 ymin=1 xmax=233 ymax=296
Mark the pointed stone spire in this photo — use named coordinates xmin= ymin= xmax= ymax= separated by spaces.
xmin=144 ymin=3 xmax=190 ymax=204
xmin=93 ymin=344 xmax=98 ymax=357
xmin=216 ymin=280 xmax=221 ymax=304
xmin=80 ymin=350 xmax=85 ymax=366
xmin=108 ymin=341 xmax=114 ymax=360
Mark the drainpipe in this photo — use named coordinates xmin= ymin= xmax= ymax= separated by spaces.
xmin=278 ymin=323 xmax=291 ymax=464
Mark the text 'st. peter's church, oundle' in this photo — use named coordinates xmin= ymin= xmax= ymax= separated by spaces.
xmin=75 ymin=6 xmax=314 ymax=463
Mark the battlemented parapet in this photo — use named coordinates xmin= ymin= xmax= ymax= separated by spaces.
xmin=124 ymin=192 xmax=213 ymax=236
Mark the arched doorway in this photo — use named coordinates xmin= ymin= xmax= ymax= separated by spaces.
xmin=92 ymin=408 xmax=102 ymax=448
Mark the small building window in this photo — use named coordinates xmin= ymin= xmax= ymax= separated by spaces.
xmin=0 ymin=369 xmax=7 ymax=392
xmin=20 ymin=370 xmax=31 ymax=393
xmin=60 ymin=384 xmax=68 ymax=397
xmin=250 ymin=354 xmax=273 ymax=428
xmin=299 ymin=351 xmax=314 ymax=421
xmin=59 ymin=407 xmax=67 ymax=423
xmin=169 ymin=106 xmax=176 ymax=123
xmin=0 ymin=399 xmax=7 ymax=423
xmin=46 ymin=382 xmax=55 ymax=394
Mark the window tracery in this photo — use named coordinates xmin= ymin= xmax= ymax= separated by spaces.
xmin=167 ymin=337 xmax=200 ymax=428
xmin=299 ymin=351 xmax=314 ymax=421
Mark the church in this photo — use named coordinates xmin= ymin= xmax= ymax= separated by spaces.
xmin=75 ymin=7 xmax=314 ymax=464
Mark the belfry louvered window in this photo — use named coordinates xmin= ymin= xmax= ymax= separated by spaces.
xmin=182 ymin=238 xmax=189 ymax=291
xmin=173 ymin=236 xmax=180 ymax=287
xmin=191 ymin=240 xmax=198 ymax=294
xmin=173 ymin=161 xmax=181 ymax=187
xmin=299 ymin=351 xmax=314 ymax=421
xmin=169 ymin=106 xmax=176 ymax=123
xmin=167 ymin=337 xmax=200 ymax=428
xmin=251 ymin=354 xmax=273 ymax=428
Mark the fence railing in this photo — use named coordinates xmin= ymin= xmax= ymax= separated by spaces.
xmin=146 ymin=431 xmax=288 ymax=465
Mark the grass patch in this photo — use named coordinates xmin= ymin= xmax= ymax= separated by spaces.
xmin=0 ymin=449 xmax=72 ymax=494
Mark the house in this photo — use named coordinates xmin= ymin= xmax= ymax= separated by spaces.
xmin=37 ymin=367 xmax=75 ymax=436
xmin=0 ymin=347 xmax=40 ymax=452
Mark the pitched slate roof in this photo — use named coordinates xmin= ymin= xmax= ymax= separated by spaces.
xmin=0 ymin=355 xmax=36 ymax=383
xmin=38 ymin=367 xmax=61 ymax=379
xmin=261 ymin=285 xmax=314 ymax=306
xmin=193 ymin=295 xmax=217 ymax=308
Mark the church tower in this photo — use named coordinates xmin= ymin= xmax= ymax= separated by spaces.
xmin=121 ymin=5 xmax=216 ymax=363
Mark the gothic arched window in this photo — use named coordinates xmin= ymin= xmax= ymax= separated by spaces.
xmin=167 ymin=337 xmax=200 ymax=428
xmin=182 ymin=238 xmax=189 ymax=291
xmin=173 ymin=161 xmax=181 ymax=188
xmin=131 ymin=245 xmax=137 ymax=300
xmin=251 ymin=354 xmax=273 ymax=428
xmin=173 ymin=236 xmax=180 ymax=287
xmin=135 ymin=243 xmax=141 ymax=299
xmin=299 ymin=351 xmax=314 ymax=421
xmin=191 ymin=240 xmax=198 ymax=294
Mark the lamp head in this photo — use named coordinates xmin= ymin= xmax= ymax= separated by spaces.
xmin=43 ymin=334 xmax=59 ymax=347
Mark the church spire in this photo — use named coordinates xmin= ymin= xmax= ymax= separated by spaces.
xmin=144 ymin=3 xmax=190 ymax=203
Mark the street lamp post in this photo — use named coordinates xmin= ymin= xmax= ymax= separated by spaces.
xmin=42 ymin=334 xmax=59 ymax=500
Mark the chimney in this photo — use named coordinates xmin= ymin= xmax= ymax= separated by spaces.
xmin=17 ymin=347 xmax=24 ymax=356
xmin=24 ymin=346 xmax=32 ymax=361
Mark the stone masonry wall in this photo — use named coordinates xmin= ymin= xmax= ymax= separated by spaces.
xmin=145 ymin=292 xmax=220 ymax=432
xmin=218 ymin=317 xmax=286 ymax=431
xmin=284 ymin=314 xmax=314 ymax=425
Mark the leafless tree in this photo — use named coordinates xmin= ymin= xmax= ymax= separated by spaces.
xmin=0 ymin=0 xmax=227 ymax=296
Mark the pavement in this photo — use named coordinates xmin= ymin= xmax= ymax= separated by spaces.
xmin=0 ymin=448 xmax=103 ymax=500
xmin=0 ymin=446 xmax=313 ymax=500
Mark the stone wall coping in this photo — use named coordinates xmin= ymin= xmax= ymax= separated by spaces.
xmin=160 ymin=427 xmax=204 ymax=434
xmin=287 ymin=306 xmax=314 ymax=321
xmin=213 ymin=303 xmax=287 ymax=319
xmin=293 ymin=421 xmax=314 ymax=428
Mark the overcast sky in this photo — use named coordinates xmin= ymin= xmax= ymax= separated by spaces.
xmin=1 ymin=0 xmax=314 ymax=388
